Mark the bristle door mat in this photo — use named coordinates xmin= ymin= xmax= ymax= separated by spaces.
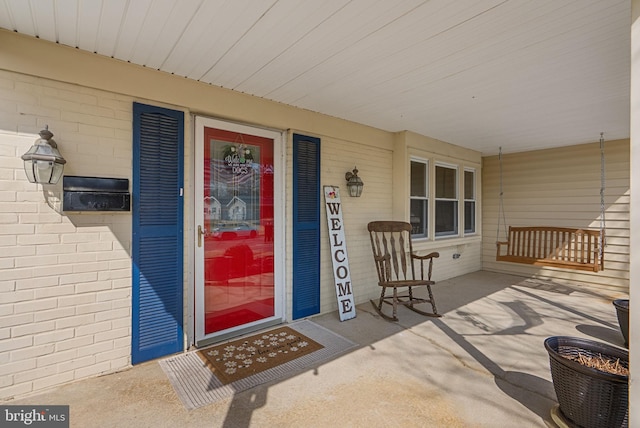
xmin=158 ymin=320 xmax=358 ymax=409
xmin=197 ymin=325 xmax=324 ymax=385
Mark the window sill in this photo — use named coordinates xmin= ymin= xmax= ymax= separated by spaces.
xmin=412 ymin=235 xmax=481 ymax=252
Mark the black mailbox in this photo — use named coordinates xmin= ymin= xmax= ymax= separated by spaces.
xmin=63 ymin=176 xmax=131 ymax=212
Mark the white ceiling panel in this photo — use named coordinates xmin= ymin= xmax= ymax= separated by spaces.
xmin=200 ymin=0 xmax=350 ymax=88
xmin=142 ymin=0 xmax=205 ymax=70
xmin=229 ymin=0 xmax=356 ymax=93
xmin=4 ymin=0 xmax=36 ymax=35
xmin=0 ymin=2 xmax=12 ymax=31
xmin=0 ymin=0 xmax=630 ymax=155
xmin=30 ymin=0 xmax=57 ymax=41
xmin=257 ymin=0 xmax=434 ymax=101
xmin=125 ymin=0 xmax=180 ymax=66
xmin=183 ymin=1 xmax=277 ymax=81
xmin=53 ymin=0 xmax=80 ymax=47
xmin=158 ymin=0 xmax=245 ymax=77
xmin=76 ymin=0 xmax=102 ymax=52
xmin=111 ymin=0 xmax=154 ymax=61
xmin=94 ymin=0 xmax=128 ymax=58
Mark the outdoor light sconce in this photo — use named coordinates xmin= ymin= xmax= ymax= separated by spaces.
xmin=345 ymin=166 xmax=364 ymax=197
xmin=21 ymin=125 xmax=66 ymax=185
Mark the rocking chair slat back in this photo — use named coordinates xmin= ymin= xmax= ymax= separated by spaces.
xmin=369 ymin=221 xmax=413 ymax=282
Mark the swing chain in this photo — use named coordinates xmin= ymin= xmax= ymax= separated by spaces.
xmin=599 ymin=133 xmax=606 ymax=264
xmin=496 ymin=147 xmax=508 ymax=243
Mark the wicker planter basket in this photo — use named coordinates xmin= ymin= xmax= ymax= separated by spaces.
xmin=612 ymin=299 xmax=629 ymax=346
xmin=544 ymin=336 xmax=628 ymax=428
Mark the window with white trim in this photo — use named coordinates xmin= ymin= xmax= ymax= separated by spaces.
xmin=435 ymin=164 xmax=458 ymax=237
xmin=410 ymin=159 xmax=428 ymax=238
xmin=464 ymin=168 xmax=476 ymax=234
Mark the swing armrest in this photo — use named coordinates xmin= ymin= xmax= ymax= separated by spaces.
xmin=496 ymin=240 xmax=509 ymax=258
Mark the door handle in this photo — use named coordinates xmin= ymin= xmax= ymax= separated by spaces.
xmin=198 ymin=225 xmax=207 ymax=247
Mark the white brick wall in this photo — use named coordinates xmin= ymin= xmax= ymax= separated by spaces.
xmin=0 ymin=70 xmax=133 ymax=399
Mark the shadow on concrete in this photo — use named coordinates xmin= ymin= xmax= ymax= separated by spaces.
xmin=575 ymin=323 xmax=626 ymax=348
xmin=222 ymin=387 xmax=268 ymax=428
xmin=11 ymin=271 xmax=623 ymax=427
xmin=511 ymin=286 xmax=619 ymax=330
xmin=432 ymin=318 xmax=556 ymax=424
xmin=221 ymin=270 xmax=624 ymax=426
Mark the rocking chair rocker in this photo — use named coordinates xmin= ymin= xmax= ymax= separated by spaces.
xmin=367 ymin=221 xmax=441 ymax=321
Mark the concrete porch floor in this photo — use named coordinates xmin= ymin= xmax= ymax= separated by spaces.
xmin=8 ymin=271 xmax=628 ymax=427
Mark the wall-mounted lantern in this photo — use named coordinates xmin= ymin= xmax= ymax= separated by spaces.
xmin=345 ymin=166 xmax=364 ymax=197
xmin=21 ymin=126 xmax=66 ymax=184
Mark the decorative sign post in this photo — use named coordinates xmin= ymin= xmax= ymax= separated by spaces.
xmin=324 ymin=186 xmax=356 ymax=321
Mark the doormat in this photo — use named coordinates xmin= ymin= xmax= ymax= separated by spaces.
xmin=158 ymin=320 xmax=357 ymax=410
xmin=197 ymin=325 xmax=324 ymax=385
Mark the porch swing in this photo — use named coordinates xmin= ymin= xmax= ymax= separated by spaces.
xmin=495 ymin=134 xmax=606 ymax=272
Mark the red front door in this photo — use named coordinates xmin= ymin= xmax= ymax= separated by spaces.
xmin=196 ymin=117 xmax=282 ymax=343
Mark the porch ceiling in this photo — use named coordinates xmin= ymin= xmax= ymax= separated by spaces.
xmin=0 ymin=0 xmax=630 ymax=155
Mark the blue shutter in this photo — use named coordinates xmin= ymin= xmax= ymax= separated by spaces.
xmin=292 ymin=134 xmax=321 ymax=319
xmin=131 ymin=103 xmax=184 ymax=364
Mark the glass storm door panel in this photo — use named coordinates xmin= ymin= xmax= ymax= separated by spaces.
xmin=195 ymin=117 xmax=282 ymax=343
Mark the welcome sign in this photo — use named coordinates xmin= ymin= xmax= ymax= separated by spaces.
xmin=323 ymin=186 xmax=356 ymax=321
